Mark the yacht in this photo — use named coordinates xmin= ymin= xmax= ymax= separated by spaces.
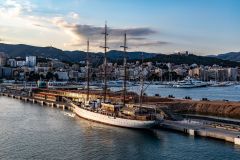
xmin=210 ymin=81 xmax=234 ymax=87
xmin=172 ymin=77 xmax=208 ymax=88
xmin=72 ymin=27 xmax=162 ymax=129
xmin=107 ymin=80 xmax=134 ymax=87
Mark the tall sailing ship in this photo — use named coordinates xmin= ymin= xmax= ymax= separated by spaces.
xmin=72 ymin=24 xmax=162 ymax=129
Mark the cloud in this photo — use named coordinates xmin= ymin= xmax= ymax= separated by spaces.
xmin=0 ymin=0 xmax=170 ymax=52
xmin=54 ymin=22 xmax=157 ymax=38
xmin=74 ymin=25 xmax=156 ymax=37
xmin=133 ymin=41 xmax=170 ymax=47
xmin=69 ymin=12 xmax=80 ymax=20
xmin=52 ymin=17 xmax=168 ymax=51
xmin=128 ymin=37 xmax=147 ymax=41
xmin=0 ymin=0 xmax=35 ymax=17
xmin=0 ymin=0 xmax=50 ymax=29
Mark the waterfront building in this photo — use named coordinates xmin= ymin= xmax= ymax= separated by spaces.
xmin=51 ymin=60 xmax=65 ymax=69
xmin=0 ymin=67 xmax=13 ymax=79
xmin=78 ymin=72 xmax=85 ymax=79
xmin=174 ymin=68 xmax=187 ymax=77
xmin=128 ymin=68 xmax=135 ymax=80
xmin=37 ymin=62 xmax=49 ymax=67
xmin=0 ymin=67 xmax=2 ymax=78
xmin=217 ymin=69 xmax=228 ymax=82
xmin=71 ymin=64 xmax=80 ymax=71
xmin=228 ymin=68 xmax=238 ymax=81
xmin=69 ymin=70 xmax=80 ymax=80
xmin=26 ymin=56 xmax=37 ymax=67
xmin=80 ymin=67 xmax=86 ymax=73
xmin=16 ymin=60 xmax=26 ymax=67
xmin=7 ymin=59 xmax=17 ymax=67
xmin=113 ymin=68 xmax=120 ymax=79
xmin=0 ymin=52 xmax=7 ymax=66
xmin=35 ymin=66 xmax=50 ymax=74
xmin=199 ymin=68 xmax=209 ymax=81
xmin=54 ymin=71 xmax=69 ymax=81
xmin=188 ymin=67 xmax=200 ymax=78
xmin=206 ymin=69 xmax=218 ymax=81
xmin=154 ymin=68 xmax=163 ymax=77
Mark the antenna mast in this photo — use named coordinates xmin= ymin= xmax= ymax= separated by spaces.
xmin=100 ymin=23 xmax=109 ymax=102
xmin=120 ymin=33 xmax=128 ymax=107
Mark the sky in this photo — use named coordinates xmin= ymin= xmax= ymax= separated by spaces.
xmin=0 ymin=0 xmax=239 ymax=55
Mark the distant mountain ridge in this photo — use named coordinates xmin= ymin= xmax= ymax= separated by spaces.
xmin=0 ymin=43 xmax=239 ymax=67
xmin=0 ymin=43 xmax=157 ymax=63
xmin=209 ymin=52 xmax=240 ymax=62
xmin=147 ymin=54 xmax=240 ymax=67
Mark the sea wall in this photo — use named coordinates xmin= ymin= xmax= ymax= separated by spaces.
xmin=157 ymin=100 xmax=240 ymax=119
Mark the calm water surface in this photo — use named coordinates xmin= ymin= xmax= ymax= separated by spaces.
xmin=111 ymin=85 xmax=240 ymax=101
xmin=0 ymin=97 xmax=240 ymax=160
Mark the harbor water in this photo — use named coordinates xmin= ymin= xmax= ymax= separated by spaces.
xmin=111 ymin=85 xmax=240 ymax=101
xmin=0 ymin=96 xmax=240 ymax=160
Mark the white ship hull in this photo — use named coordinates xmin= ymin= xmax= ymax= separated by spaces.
xmin=72 ymin=103 xmax=159 ymax=129
xmin=173 ymin=84 xmax=207 ymax=88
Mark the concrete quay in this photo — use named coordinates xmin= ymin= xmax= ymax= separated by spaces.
xmin=159 ymin=120 xmax=240 ymax=145
xmin=0 ymin=92 xmax=73 ymax=111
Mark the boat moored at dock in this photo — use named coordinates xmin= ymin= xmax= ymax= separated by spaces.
xmin=71 ymin=26 xmax=162 ymax=129
xmin=172 ymin=77 xmax=208 ymax=88
xmin=72 ymin=102 xmax=161 ymax=129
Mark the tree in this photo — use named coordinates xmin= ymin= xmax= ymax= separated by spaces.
xmin=54 ymin=73 xmax=59 ymax=81
xmin=46 ymin=72 xmax=54 ymax=80
xmin=28 ymin=71 xmax=40 ymax=81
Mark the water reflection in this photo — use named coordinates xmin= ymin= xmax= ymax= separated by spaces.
xmin=1 ymin=97 xmax=240 ymax=160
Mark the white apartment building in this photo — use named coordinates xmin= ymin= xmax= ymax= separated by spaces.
xmin=26 ymin=56 xmax=37 ymax=67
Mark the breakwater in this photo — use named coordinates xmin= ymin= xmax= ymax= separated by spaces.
xmin=155 ymin=99 xmax=240 ymax=119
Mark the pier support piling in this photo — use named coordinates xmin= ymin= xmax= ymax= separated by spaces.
xmin=189 ymin=129 xmax=195 ymax=136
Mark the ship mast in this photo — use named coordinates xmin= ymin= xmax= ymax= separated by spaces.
xmin=120 ymin=33 xmax=128 ymax=106
xmin=100 ymin=23 xmax=109 ymax=102
xmin=139 ymin=52 xmax=144 ymax=108
xmin=86 ymin=40 xmax=90 ymax=101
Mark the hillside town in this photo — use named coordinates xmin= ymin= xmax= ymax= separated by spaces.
xmin=0 ymin=51 xmax=239 ymax=83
